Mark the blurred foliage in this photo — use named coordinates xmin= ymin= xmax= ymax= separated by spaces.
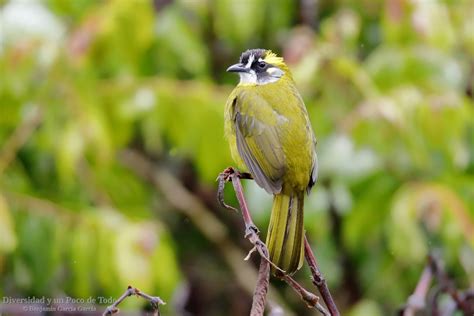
xmin=0 ymin=0 xmax=473 ymax=315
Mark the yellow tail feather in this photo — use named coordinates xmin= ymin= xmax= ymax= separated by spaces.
xmin=266 ymin=191 xmax=305 ymax=275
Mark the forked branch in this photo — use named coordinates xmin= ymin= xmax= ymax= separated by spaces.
xmin=103 ymin=286 xmax=165 ymax=316
xmin=217 ymin=167 xmax=338 ymax=316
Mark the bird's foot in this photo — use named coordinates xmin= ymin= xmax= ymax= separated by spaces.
xmin=217 ymin=167 xmax=239 ymax=212
xmin=218 ymin=167 xmax=253 ymax=182
xmin=219 ymin=166 xmax=236 ymax=182
xmin=244 ymin=223 xmax=260 ymax=239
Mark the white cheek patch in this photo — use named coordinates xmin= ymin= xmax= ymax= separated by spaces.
xmin=267 ymin=67 xmax=284 ymax=78
xmin=239 ymin=70 xmax=257 ymax=84
xmin=239 ymin=56 xmax=284 ymax=85
xmin=256 ymin=66 xmax=284 ymax=85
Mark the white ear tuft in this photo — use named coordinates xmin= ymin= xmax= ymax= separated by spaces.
xmin=267 ymin=67 xmax=284 ymax=78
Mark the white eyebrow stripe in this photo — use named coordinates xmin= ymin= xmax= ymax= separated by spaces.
xmin=245 ymin=54 xmax=254 ymax=69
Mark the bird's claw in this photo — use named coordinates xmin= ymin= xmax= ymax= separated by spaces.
xmin=244 ymin=223 xmax=259 ymax=238
xmin=217 ymin=167 xmax=253 ymax=182
xmin=218 ymin=167 xmax=236 ymax=182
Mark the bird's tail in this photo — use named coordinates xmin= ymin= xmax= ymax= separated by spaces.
xmin=266 ymin=191 xmax=305 ymax=275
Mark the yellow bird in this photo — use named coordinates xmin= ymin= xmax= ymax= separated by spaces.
xmin=224 ymin=49 xmax=318 ymax=274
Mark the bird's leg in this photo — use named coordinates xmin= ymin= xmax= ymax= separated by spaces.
xmin=216 ymin=167 xmax=239 ymax=212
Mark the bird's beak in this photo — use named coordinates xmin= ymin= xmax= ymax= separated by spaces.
xmin=226 ymin=63 xmax=248 ymax=73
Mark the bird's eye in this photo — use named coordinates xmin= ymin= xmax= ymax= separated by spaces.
xmin=258 ymin=62 xmax=266 ymax=69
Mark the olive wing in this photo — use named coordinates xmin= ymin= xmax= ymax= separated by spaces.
xmin=232 ymin=96 xmax=286 ymax=194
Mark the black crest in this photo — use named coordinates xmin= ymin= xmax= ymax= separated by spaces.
xmin=239 ymin=48 xmax=266 ymax=65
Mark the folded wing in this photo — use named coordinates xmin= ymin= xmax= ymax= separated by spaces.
xmin=232 ymin=97 xmax=286 ymax=194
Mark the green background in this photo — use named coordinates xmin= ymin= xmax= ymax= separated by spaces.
xmin=0 ymin=0 xmax=473 ymax=315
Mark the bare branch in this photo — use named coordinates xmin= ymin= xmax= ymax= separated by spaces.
xmin=304 ymin=237 xmax=340 ymax=316
xmin=218 ymin=167 xmax=335 ymax=316
xmin=103 ymin=285 xmax=164 ymax=316
xmin=281 ymin=274 xmax=329 ymax=315
xmin=250 ymin=247 xmax=270 ymax=316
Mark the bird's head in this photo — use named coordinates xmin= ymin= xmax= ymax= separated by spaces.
xmin=227 ymin=49 xmax=290 ymax=86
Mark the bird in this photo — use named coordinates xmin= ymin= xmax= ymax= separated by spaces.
xmin=224 ymin=48 xmax=318 ymax=275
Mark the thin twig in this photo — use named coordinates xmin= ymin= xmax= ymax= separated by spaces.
xmin=402 ymin=264 xmax=432 ymax=316
xmin=102 ymin=285 xmax=165 ymax=316
xmin=304 ymin=237 xmax=340 ymax=316
xmin=218 ymin=167 xmax=333 ymax=316
xmin=250 ymin=243 xmax=270 ymax=316
xmin=281 ymin=274 xmax=329 ymax=315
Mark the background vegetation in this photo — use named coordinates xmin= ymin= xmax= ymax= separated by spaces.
xmin=0 ymin=0 xmax=473 ymax=315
